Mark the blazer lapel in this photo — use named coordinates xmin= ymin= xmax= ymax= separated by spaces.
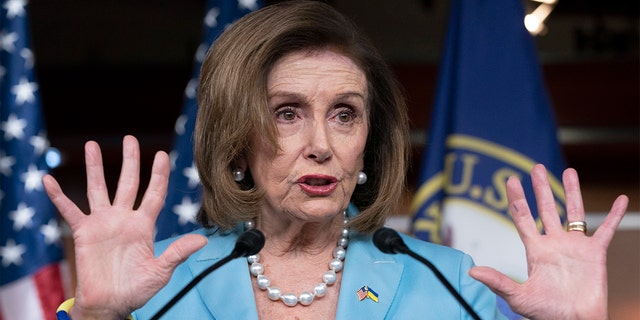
xmin=336 ymin=233 xmax=404 ymax=319
xmin=188 ymin=230 xmax=260 ymax=320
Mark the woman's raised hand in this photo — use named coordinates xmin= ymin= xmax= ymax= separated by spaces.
xmin=43 ymin=135 xmax=207 ymax=319
xmin=470 ymin=164 xmax=628 ymax=320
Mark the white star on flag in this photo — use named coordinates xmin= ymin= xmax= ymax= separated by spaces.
xmin=238 ymin=0 xmax=259 ymax=11
xmin=0 ymin=31 xmax=18 ymax=52
xmin=4 ymin=0 xmax=27 ymax=18
xmin=185 ymin=77 xmax=198 ymax=98
xmin=2 ymin=113 xmax=27 ymax=140
xmin=174 ymin=114 xmax=188 ymax=135
xmin=9 ymin=202 xmax=35 ymax=231
xmin=30 ymin=131 xmax=50 ymax=155
xmin=183 ymin=163 xmax=201 ymax=188
xmin=205 ymin=7 xmax=220 ymax=28
xmin=174 ymin=196 xmax=200 ymax=226
xmin=21 ymin=47 xmax=34 ymax=68
xmin=22 ymin=164 xmax=46 ymax=192
xmin=12 ymin=77 xmax=38 ymax=105
xmin=0 ymin=239 xmax=27 ymax=267
xmin=169 ymin=149 xmax=179 ymax=171
xmin=0 ymin=151 xmax=16 ymax=176
xmin=40 ymin=219 xmax=62 ymax=245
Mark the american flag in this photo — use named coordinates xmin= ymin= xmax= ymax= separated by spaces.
xmin=356 ymin=286 xmax=368 ymax=301
xmin=155 ymin=0 xmax=262 ymax=241
xmin=0 ymin=0 xmax=68 ymax=319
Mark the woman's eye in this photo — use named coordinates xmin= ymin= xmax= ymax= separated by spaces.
xmin=282 ymin=110 xmax=295 ymax=120
xmin=275 ymin=107 xmax=297 ymax=121
xmin=337 ymin=110 xmax=354 ymax=123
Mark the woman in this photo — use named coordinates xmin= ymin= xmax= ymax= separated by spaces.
xmin=44 ymin=1 xmax=628 ymax=319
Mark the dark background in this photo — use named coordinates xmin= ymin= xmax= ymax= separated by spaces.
xmin=29 ymin=0 xmax=638 ymax=212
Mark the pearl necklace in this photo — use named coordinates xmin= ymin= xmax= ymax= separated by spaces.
xmin=246 ymin=211 xmax=349 ymax=307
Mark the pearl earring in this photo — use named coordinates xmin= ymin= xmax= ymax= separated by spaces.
xmin=232 ymin=168 xmax=245 ymax=182
xmin=357 ymin=171 xmax=367 ymax=185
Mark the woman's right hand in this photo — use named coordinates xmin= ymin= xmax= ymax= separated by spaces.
xmin=43 ymin=135 xmax=207 ymax=319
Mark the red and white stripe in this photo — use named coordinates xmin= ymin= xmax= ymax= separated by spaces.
xmin=0 ymin=262 xmax=71 ymax=320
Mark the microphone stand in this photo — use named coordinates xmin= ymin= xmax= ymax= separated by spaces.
xmin=373 ymin=227 xmax=482 ymax=320
xmin=150 ymin=229 xmax=265 ymax=320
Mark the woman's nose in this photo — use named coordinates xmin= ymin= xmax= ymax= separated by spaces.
xmin=304 ymin=121 xmax=332 ymax=163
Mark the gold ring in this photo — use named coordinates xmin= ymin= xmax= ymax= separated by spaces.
xmin=567 ymin=221 xmax=587 ymax=233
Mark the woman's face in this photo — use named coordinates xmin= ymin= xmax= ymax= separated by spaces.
xmin=246 ymin=49 xmax=369 ymax=222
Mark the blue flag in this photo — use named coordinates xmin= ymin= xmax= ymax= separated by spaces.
xmin=155 ymin=0 xmax=262 ymax=241
xmin=409 ymin=0 xmax=567 ymax=318
xmin=0 ymin=1 xmax=68 ymax=318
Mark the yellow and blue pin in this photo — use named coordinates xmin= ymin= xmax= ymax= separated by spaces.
xmin=356 ymin=285 xmax=379 ymax=303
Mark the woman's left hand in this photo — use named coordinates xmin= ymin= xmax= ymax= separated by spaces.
xmin=469 ymin=164 xmax=628 ymax=320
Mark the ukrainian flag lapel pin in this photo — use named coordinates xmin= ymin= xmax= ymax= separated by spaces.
xmin=356 ymin=285 xmax=379 ymax=303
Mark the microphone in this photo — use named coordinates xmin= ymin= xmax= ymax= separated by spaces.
xmin=150 ymin=228 xmax=265 ymax=320
xmin=373 ymin=227 xmax=482 ymax=320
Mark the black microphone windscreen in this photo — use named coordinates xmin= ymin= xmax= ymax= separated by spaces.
xmin=233 ymin=229 xmax=265 ymax=257
xmin=373 ymin=227 xmax=407 ymax=254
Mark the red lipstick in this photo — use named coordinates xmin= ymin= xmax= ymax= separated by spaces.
xmin=297 ymin=174 xmax=338 ymax=196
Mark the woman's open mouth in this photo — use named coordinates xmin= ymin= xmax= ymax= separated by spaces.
xmin=297 ymin=175 xmax=338 ymax=196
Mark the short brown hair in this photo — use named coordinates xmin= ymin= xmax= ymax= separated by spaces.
xmin=194 ymin=0 xmax=410 ymax=234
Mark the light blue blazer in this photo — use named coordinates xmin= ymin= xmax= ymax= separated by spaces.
xmin=133 ymin=224 xmax=506 ymax=319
